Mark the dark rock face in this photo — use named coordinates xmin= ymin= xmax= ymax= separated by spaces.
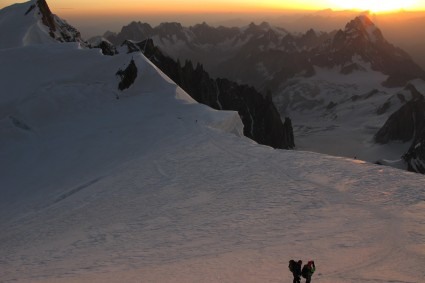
xmin=25 ymin=0 xmax=85 ymax=45
xmin=282 ymin=117 xmax=295 ymax=149
xmin=107 ymin=22 xmax=154 ymax=45
xmin=92 ymin=40 xmax=118 ymax=56
xmin=374 ymin=97 xmax=425 ymax=144
xmin=212 ymin=78 xmax=294 ymax=149
xmin=36 ymin=0 xmax=56 ymax=34
xmin=311 ymin=16 xmax=425 ymax=87
xmin=121 ymin=40 xmax=143 ymax=54
xmin=403 ymin=131 xmax=425 ymax=173
xmin=128 ymin=39 xmax=294 ymax=149
xmin=191 ymin=22 xmax=240 ymax=45
xmin=374 ymin=84 xmax=425 ymax=173
xmin=116 ymin=59 xmax=138 ymax=91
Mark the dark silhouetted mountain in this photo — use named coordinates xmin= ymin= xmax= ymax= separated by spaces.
xmin=315 ymin=16 xmax=425 ymax=87
xmin=104 ymin=16 xmax=425 ymax=90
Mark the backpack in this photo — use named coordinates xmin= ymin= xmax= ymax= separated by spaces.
xmin=301 ymin=264 xmax=309 ymax=278
xmin=288 ymin=260 xmax=296 ymax=272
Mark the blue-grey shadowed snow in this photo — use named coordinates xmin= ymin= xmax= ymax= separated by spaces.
xmin=1 ymin=1 xmax=425 ymax=282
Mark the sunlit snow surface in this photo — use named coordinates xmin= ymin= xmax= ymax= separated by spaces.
xmin=0 ymin=41 xmax=424 ymax=283
xmin=1 ymin=2 xmax=425 ymax=283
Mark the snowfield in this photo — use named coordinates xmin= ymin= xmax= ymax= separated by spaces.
xmin=273 ymin=61 xmax=420 ymax=165
xmin=1 ymin=1 xmax=425 ymax=282
xmin=0 ymin=41 xmax=424 ymax=283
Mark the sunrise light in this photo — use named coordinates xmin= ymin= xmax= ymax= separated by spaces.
xmin=1 ymin=0 xmax=425 ymax=14
xmin=328 ymin=0 xmax=420 ymax=13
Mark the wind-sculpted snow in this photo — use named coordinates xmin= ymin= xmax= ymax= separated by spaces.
xmin=1 ymin=92 xmax=425 ymax=282
xmin=0 ymin=39 xmax=424 ymax=283
xmin=1 ymin=2 xmax=425 ymax=282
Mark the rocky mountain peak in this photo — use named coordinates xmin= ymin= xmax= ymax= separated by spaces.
xmin=245 ymin=22 xmax=270 ymax=33
xmin=121 ymin=22 xmax=153 ymax=39
xmin=156 ymin=22 xmax=188 ymax=41
xmin=344 ymin=15 xmax=385 ymax=44
xmin=320 ymin=15 xmax=425 ymax=86
xmin=191 ymin=22 xmax=216 ymax=34
xmin=127 ymin=21 xmax=153 ymax=31
xmin=24 ymin=0 xmax=85 ymax=45
xmin=158 ymin=22 xmax=184 ymax=33
xmin=259 ymin=21 xmax=271 ymax=29
xmin=34 ymin=0 xmax=55 ymax=32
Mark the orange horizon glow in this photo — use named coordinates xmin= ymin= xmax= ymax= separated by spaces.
xmin=328 ymin=0 xmax=422 ymax=13
xmin=1 ymin=0 xmax=425 ymax=15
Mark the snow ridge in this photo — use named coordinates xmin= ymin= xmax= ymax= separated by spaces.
xmin=1 ymin=2 xmax=425 ymax=283
xmin=0 ymin=0 xmax=85 ymax=49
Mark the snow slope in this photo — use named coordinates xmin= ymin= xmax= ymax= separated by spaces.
xmin=0 ymin=1 xmax=56 ymax=48
xmin=0 ymin=0 xmax=84 ymax=49
xmin=273 ymin=60 xmax=424 ymax=165
xmin=104 ymin=16 xmax=425 ymax=168
xmin=1 ymin=2 xmax=425 ymax=283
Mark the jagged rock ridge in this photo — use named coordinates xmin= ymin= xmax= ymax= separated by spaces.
xmin=27 ymin=0 xmax=85 ymax=44
xmin=120 ymin=39 xmax=294 ymax=149
xmin=104 ymin=16 xmax=425 ymax=90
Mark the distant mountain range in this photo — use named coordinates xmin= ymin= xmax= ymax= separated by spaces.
xmin=272 ymin=10 xmax=425 ymax=71
xmin=103 ymin=18 xmax=425 ymax=90
xmin=100 ymin=16 xmax=425 ymax=173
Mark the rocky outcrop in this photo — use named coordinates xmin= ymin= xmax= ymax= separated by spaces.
xmin=213 ymin=78 xmax=294 ymax=149
xmin=36 ymin=0 xmax=56 ymax=34
xmin=124 ymin=39 xmax=294 ymax=149
xmin=374 ymin=97 xmax=425 ymax=144
xmin=26 ymin=0 xmax=86 ymax=45
xmin=403 ymin=132 xmax=425 ymax=174
xmin=116 ymin=59 xmax=138 ymax=91
xmin=92 ymin=40 xmax=117 ymax=56
xmin=374 ymin=84 xmax=425 ymax=173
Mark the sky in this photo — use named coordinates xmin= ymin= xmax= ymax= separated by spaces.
xmin=1 ymin=0 xmax=425 ymax=42
xmin=1 ymin=0 xmax=425 ymax=14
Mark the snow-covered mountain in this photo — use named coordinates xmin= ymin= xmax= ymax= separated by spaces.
xmin=104 ymin=17 xmax=425 ymax=89
xmin=104 ymin=21 xmax=324 ymax=87
xmin=1 ymin=1 xmax=425 ymax=282
xmin=13 ymin=1 xmax=293 ymax=152
xmin=0 ymin=0 xmax=85 ymax=49
xmin=117 ymin=39 xmax=294 ymax=149
xmin=105 ymin=16 xmax=425 ymax=172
